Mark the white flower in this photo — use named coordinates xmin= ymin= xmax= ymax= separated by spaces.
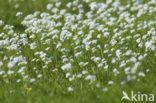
xmin=14 ymin=4 xmax=19 ymax=8
xmin=37 ymin=74 xmax=42 ymax=78
xmin=146 ymin=69 xmax=150 ymax=73
xmin=145 ymin=41 xmax=152 ymax=49
xmin=55 ymin=2 xmax=61 ymax=7
xmin=0 ymin=71 xmax=4 ymax=75
xmin=108 ymin=81 xmax=114 ymax=85
xmin=127 ymin=75 xmax=136 ymax=81
xmin=69 ymin=75 xmax=75 ymax=81
xmin=125 ymin=50 xmax=132 ymax=55
xmin=74 ymin=52 xmax=82 ymax=58
xmin=17 ymin=79 xmax=21 ymax=83
xmin=138 ymin=55 xmax=144 ymax=60
xmin=111 ymin=58 xmax=116 ymax=63
xmin=29 ymin=34 xmax=36 ymax=39
xmin=129 ymin=57 xmax=137 ymax=63
xmin=102 ymin=88 xmax=108 ymax=92
xmin=24 ymin=75 xmax=28 ymax=79
xmin=66 ymin=73 xmax=71 ymax=78
xmin=30 ymin=78 xmax=36 ymax=83
xmin=16 ymin=12 xmax=23 ymax=17
xmin=77 ymin=74 xmax=82 ymax=78
xmin=116 ymin=49 xmax=121 ymax=58
xmin=30 ymin=42 xmax=37 ymax=49
xmin=47 ymin=4 xmax=53 ymax=10
xmin=62 ymin=58 xmax=68 ymax=63
xmin=68 ymin=87 xmax=73 ymax=92
xmin=79 ymin=62 xmax=88 ymax=67
xmin=113 ymin=68 xmax=119 ymax=76
xmin=7 ymin=70 xmax=14 ymax=75
xmin=82 ymin=70 xmax=88 ymax=74
xmin=98 ymin=63 xmax=103 ymax=68
xmin=0 ymin=20 xmax=4 ymax=26
xmin=96 ymin=83 xmax=100 ymax=88
xmin=104 ymin=65 xmax=108 ymax=70
xmin=131 ymin=62 xmax=141 ymax=74
xmin=61 ymin=63 xmax=72 ymax=70
xmin=18 ymin=67 xmax=26 ymax=73
xmin=85 ymin=75 xmax=96 ymax=83
xmin=138 ymin=72 xmax=145 ymax=77
xmin=52 ymin=68 xmax=58 ymax=72
xmin=8 ymin=61 xmax=16 ymax=68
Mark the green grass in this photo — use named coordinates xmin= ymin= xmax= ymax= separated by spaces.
xmin=0 ymin=0 xmax=156 ymax=103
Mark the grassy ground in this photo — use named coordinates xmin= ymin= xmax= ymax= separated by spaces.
xmin=0 ymin=0 xmax=156 ymax=103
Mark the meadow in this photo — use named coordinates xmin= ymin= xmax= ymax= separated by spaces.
xmin=0 ymin=0 xmax=156 ymax=103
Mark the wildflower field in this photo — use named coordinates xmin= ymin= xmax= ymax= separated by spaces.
xmin=0 ymin=0 xmax=156 ymax=103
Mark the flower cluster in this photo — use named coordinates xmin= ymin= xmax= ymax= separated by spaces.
xmin=0 ymin=0 xmax=155 ymax=92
